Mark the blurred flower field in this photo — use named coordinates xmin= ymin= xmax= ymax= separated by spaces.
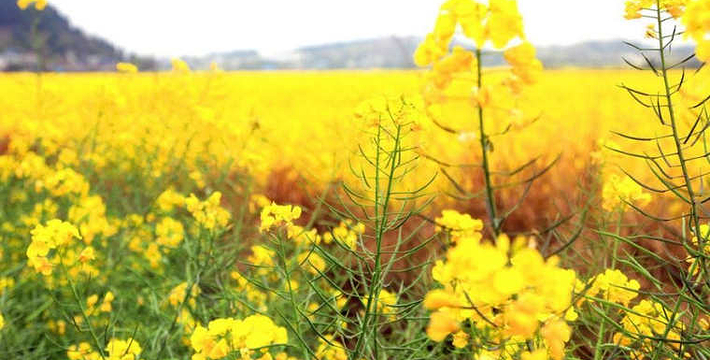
xmin=1 ymin=0 xmax=710 ymax=360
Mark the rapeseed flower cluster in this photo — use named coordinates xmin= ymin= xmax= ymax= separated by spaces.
xmin=683 ymin=0 xmax=710 ymax=61
xmin=4 ymin=0 xmax=710 ymax=357
xmin=415 ymin=0 xmax=542 ymax=112
xmin=17 ymin=0 xmax=46 ymax=10
xmin=67 ymin=338 xmax=142 ymax=360
xmin=189 ymin=315 xmax=287 ymax=360
xmin=435 ymin=209 xmax=484 ymax=241
xmin=583 ymin=269 xmax=641 ymax=306
xmin=624 ymin=0 xmax=685 ymax=20
xmin=322 ymin=220 xmax=366 ymax=250
xmin=259 ymin=202 xmax=302 ymax=232
xmin=26 ymin=220 xmax=82 ymax=276
xmin=601 ymin=174 xmax=652 ymax=212
xmin=613 ymin=300 xmax=685 ymax=358
xmin=185 ymin=192 xmax=231 ymax=230
xmin=424 ymin=211 xmax=577 ymax=360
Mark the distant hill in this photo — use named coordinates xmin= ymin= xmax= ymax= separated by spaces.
xmin=0 ymin=0 xmax=154 ymax=71
xmin=184 ymin=38 xmax=698 ymax=71
xmin=0 ymin=1 xmax=698 ymax=73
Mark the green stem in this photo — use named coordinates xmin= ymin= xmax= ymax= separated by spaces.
xmin=655 ymin=2 xmax=703 ymax=257
xmin=60 ymin=261 xmax=106 ymax=360
xmin=352 ymin=124 xmax=401 ymax=360
xmin=475 ymin=48 xmax=498 ymax=236
xmin=594 ymin=210 xmax=622 ymax=360
xmin=278 ymin=237 xmax=310 ymax=360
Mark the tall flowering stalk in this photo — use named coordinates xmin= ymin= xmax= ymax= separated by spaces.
xmin=590 ymin=1 xmax=710 ymax=359
xmin=414 ymin=0 xmax=553 ymax=237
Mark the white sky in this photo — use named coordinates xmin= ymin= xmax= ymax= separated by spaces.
xmin=47 ymin=0 xmax=654 ymax=57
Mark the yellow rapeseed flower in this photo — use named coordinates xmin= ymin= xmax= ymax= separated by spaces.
xmin=116 ymin=62 xmax=138 ymax=73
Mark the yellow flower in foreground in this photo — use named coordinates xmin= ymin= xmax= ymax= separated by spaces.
xmin=521 ymin=349 xmax=548 ymax=360
xmin=190 ymin=315 xmax=287 ymax=359
xmin=423 ymin=289 xmax=464 ymax=309
xmin=105 ymin=338 xmax=142 ymax=360
xmin=541 ymin=319 xmax=571 ymax=360
xmin=0 ymin=312 xmax=4 ymax=330
xmin=426 ymin=311 xmax=460 ymax=342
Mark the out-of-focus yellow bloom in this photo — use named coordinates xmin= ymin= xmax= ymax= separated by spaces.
xmin=314 ymin=334 xmax=348 ymax=360
xmin=99 ymin=291 xmax=114 ymax=313
xmin=683 ymin=0 xmax=710 ymax=61
xmin=171 ymin=58 xmax=191 ymax=73
xmin=426 ymin=310 xmax=460 ymax=341
xmin=287 ymin=225 xmax=322 ymax=245
xmin=297 ymin=252 xmax=326 ymax=275
xmin=145 ymin=243 xmax=162 ymax=269
xmin=521 ymin=349 xmax=548 ymax=360
xmin=259 ymin=201 xmax=302 ymax=232
xmin=185 ymin=192 xmax=230 ymax=230
xmin=105 ymin=338 xmax=142 ymax=360
xmin=423 ymin=289 xmax=464 ymax=309
xmin=625 ymin=0 xmax=685 ymax=20
xmin=190 ymin=315 xmax=287 ymax=359
xmin=505 ymin=41 xmax=543 ymax=85
xmin=0 ymin=312 xmax=4 ymax=330
xmin=67 ymin=342 xmax=99 ymax=360
xmin=585 ymin=269 xmax=640 ymax=306
xmin=17 ymin=0 xmax=46 ymax=10
xmin=168 ymin=282 xmax=200 ymax=308
xmin=322 ymin=219 xmax=365 ymax=249
xmin=116 ymin=62 xmax=138 ymax=73
xmin=78 ymin=246 xmax=95 ymax=263
xmin=0 ymin=277 xmax=15 ymax=293
xmin=451 ymin=330 xmax=469 ymax=348
xmin=486 ymin=0 xmax=524 ymax=49
xmin=435 ymin=209 xmax=483 ymax=242
xmin=368 ymin=289 xmax=398 ymax=321
xmin=613 ymin=300 xmax=685 ymax=358
xmin=156 ymin=189 xmax=185 ymax=212
xmin=601 ymin=173 xmax=651 ymax=211
xmin=541 ymin=319 xmax=571 ymax=360
xmin=27 ymin=219 xmax=81 ymax=275
xmin=156 ymin=217 xmax=185 ymax=248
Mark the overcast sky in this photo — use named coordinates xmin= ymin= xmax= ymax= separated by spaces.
xmin=47 ymin=0 xmax=654 ymax=57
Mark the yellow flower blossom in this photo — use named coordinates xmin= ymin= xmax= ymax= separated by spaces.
xmin=27 ymin=219 xmax=81 ymax=275
xmin=435 ymin=209 xmax=483 ymax=242
xmin=105 ymin=338 xmax=142 ymax=360
xmin=259 ymin=202 xmax=302 ymax=232
xmin=116 ymin=62 xmax=138 ymax=73
xmin=156 ymin=217 xmax=185 ymax=248
xmin=601 ymin=173 xmax=651 ymax=211
xmin=17 ymin=0 xmax=46 ymax=10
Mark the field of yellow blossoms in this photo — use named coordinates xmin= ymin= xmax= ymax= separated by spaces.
xmin=1 ymin=0 xmax=709 ymax=360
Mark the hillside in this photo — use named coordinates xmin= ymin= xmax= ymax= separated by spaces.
xmin=184 ymin=38 xmax=698 ymax=70
xmin=0 ymin=0 xmax=153 ymax=71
